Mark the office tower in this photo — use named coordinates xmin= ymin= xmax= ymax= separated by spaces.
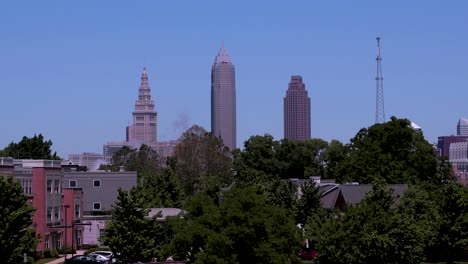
xmin=457 ymin=118 xmax=468 ymax=136
xmin=127 ymin=66 xmax=158 ymax=145
xmin=284 ymin=75 xmax=311 ymax=141
xmin=211 ymin=45 xmax=236 ymax=150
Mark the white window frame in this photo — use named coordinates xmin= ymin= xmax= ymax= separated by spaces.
xmin=93 ymin=202 xmax=101 ymax=211
xmin=93 ymin=180 xmax=101 ymax=187
xmin=69 ymin=180 xmax=77 ymax=187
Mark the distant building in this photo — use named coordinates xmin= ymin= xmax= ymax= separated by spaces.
xmin=68 ymin=152 xmax=107 ymax=171
xmin=284 ymin=75 xmax=311 ymax=141
xmin=127 ymin=66 xmax=158 ymax=145
xmin=449 ymin=142 xmax=468 ymax=172
xmin=102 ymin=67 xmax=177 ymax=158
xmin=410 ymin=121 xmax=422 ymax=132
xmin=437 ymin=135 xmax=468 ymax=158
xmin=211 ymin=44 xmax=236 ymax=150
xmin=457 ymin=118 xmax=468 ymax=136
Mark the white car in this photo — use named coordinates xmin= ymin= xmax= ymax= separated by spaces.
xmin=89 ymin=253 xmax=113 ymax=263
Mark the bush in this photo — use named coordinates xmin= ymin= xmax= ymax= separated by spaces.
xmin=42 ymin=248 xmax=59 ymax=258
xmin=43 ymin=249 xmax=51 ymax=258
xmin=27 ymin=256 xmax=34 ymax=264
xmin=57 ymin=247 xmax=74 ymax=255
xmin=84 ymin=247 xmax=112 ymax=255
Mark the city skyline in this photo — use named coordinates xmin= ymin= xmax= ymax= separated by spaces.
xmin=0 ymin=1 xmax=467 ymax=157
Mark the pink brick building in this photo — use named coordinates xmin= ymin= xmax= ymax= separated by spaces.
xmin=284 ymin=75 xmax=311 ymax=141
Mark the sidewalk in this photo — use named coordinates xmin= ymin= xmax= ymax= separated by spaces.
xmin=45 ymin=250 xmax=86 ymax=264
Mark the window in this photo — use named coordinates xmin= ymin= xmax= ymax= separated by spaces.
xmin=47 ymin=207 xmax=52 ymax=222
xmin=99 ymin=229 xmax=105 ymax=243
xmin=93 ymin=180 xmax=101 ymax=187
xmin=54 ymin=179 xmax=60 ymax=193
xmin=136 ymin=116 xmax=144 ymax=121
xmin=45 ymin=234 xmax=49 ymax=249
xmin=54 ymin=206 xmax=60 ymax=221
xmin=93 ymin=202 xmax=101 ymax=210
xmin=75 ymin=204 xmax=80 ymax=219
xmin=47 ymin=180 xmax=52 ymax=193
xmin=69 ymin=180 xmax=77 ymax=187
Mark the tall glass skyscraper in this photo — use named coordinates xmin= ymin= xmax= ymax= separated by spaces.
xmin=127 ymin=66 xmax=157 ymax=145
xmin=284 ymin=75 xmax=311 ymax=141
xmin=211 ymin=45 xmax=236 ymax=150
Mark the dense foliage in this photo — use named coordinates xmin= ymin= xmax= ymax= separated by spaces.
xmin=103 ymin=189 xmax=162 ymax=263
xmin=0 ymin=134 xmax=60 ymax=160
xmin=169 ymin=187 xmax=301 ymax=264
xmin=0 ymin=176 xmax=38 ymax=264
xmin=101 ymin=119 xmax=468 ymax=263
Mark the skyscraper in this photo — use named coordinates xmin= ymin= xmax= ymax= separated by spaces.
xmin=457 ymin=118 xmax=468 ymax=136
xmin=211 ymin=45 xmax=236 ymax=150
xmin=284 ymin=75 xmax=311 ymax=141
xmin=127 ymin=66 xmax=157 ymax=145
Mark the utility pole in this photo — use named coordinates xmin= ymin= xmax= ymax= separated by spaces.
xmin=375 ymin=37 xmax=385 ymax=124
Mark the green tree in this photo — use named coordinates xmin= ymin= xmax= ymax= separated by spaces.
xmin=104 ymin=188 xmax=163 ymax=263
xmin=172 ymin=125 xmax=233 ymax=195
xmin=276 ymin=139 xmax=328 ymax=179
xmin=427 ymin=183 xmax=468 ymax=262
xmin=336 ymin=117 xmax=437 ymax=184
xmin=0 ymin=176 xmax=38 ymax=264
xmin=132 ymin=167 xmax=184 ymax=208
xmin=170 ymin=187 xmax=301 ymax=264
xmin=310 ymin=184 xmax=427 ymax=264
xmin=0 ymin=134 xmax=60 ymax=160
xmin=296 ymin=180 xmax=322 ymax=227
xmin=322 ymin=139 xmax=347 ymax=179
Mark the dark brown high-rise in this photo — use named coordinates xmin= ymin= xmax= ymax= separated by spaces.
xmin=284 ymin=75 xmax=311 ymax=141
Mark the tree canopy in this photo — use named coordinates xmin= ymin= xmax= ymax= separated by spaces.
xmin=335 ymin=117 xmax=437 ymax=184
xmin=104 ymin=188 xmax=163 ymax=263
xmin=0 ymin=176 xmax=38 ymax=263
xmin=0 ymin=134 xmax=60 ymax=160
xmin=171 ymin=125 xmax=233 ymax=195
xmin=169 ymin=187 xmax=301 ymax=264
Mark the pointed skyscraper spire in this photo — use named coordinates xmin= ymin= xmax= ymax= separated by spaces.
xmin=215 ymin=44 xmax=232 ymax=64
xmin=141 ymin=65 xmax=148 ymax=84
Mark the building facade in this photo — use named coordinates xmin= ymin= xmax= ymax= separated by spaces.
xmin=457 ymin=118 xmax=468 ymax=136
xmin=450 ymin=142 xmax=468 ymax=172
xmin=211 ymin=45 xmax=236 ymax=150
xmin=127 ymin=66 xmax=158 ymax=145
xmin=437 ymin=135 xmax=468 ymax=158
xmin=0 ymin=158 xmax=85 ymax=253
xmin=284 ymin=75 xmax=311 ymax=141
xmin=63 ymin=171 xmax=137 ymax=246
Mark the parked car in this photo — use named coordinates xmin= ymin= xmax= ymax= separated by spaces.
xmin=88 ymin=253 xmax=112 ymax=263
xmin=65 ymin=255 xmax=101 ymax=264
xmin=90 ymin=251 xmax=114 ymax=262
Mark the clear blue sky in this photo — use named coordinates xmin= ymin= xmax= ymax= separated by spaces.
xmin=1 ymin=1 xmax=467 ymax=157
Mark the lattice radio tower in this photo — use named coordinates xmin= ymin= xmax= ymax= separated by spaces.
xmin=375 ymin=37 xmax=385 ymax=124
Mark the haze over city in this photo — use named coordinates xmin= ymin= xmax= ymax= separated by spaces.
xmin=1 ymin=1 xmax=467 ymax=157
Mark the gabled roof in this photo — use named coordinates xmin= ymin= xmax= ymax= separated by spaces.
xmin=321 ymin=184 xmax=408 ymax=209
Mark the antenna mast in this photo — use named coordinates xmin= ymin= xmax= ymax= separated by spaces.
xmin=375 ymin=37 xmax=385 ymax=124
